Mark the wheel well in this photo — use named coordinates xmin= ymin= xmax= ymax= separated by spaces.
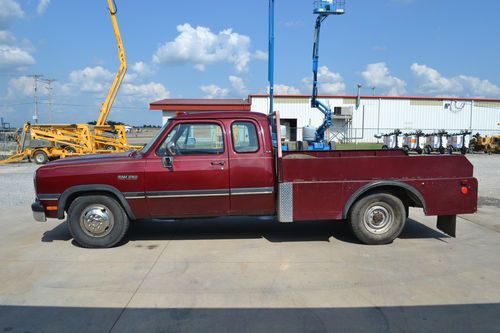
xmin=344 ymin=184 xmax=426 ymax=219
xmin=63 ymin=190 xmax=133 ymax=220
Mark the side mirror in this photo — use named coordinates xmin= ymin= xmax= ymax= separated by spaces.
xmin=162 ymin=156 xmax=174 ymax=169
xmin=166 ymin=141 xmax=177 ymax=156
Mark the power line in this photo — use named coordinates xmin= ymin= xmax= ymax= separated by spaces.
xmin=27 ymin=74 xmax=43 ymax=124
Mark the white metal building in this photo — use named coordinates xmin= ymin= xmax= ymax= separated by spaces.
xmin=250 ymin=94 xmax=500 ymax=143
xmin=150 ymin=94 xmax=500 ymax=143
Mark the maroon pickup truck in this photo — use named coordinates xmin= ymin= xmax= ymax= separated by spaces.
xmin=32 ymin=111 xmax=478 ymax=248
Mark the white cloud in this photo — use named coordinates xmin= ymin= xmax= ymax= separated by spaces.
xmin=7 ymin=75 xmax=35 ymax=98
xmin=302 ymin=66 xmax=346 ymax=95
xmin=0 ymin=44 xmax=35 ymax=69
xmin=274 ymin=84 xmax=301 ymax=95
xmin=228 ymin=75 xmax=247 ymax=95
xmin=62 ymin=65 xmax=170 ymax=102
xmin=37 ymin=0 xmax=50 ymax=15
xmin=411 ymin=63 xmax=500 ymax=96
xmin=0 ymin=1 xmax=34 ymax=70
xmin=0 ymin=30 xmax=15 ymax=44
xmin=131 ymin=61 xmax=155 ymax=77
xmin=122 ymin=82 xmax=170 ymax=101
xmin=253 ymin=50 xmax=268 ymax=61
xmin=200 ymin=84 xmax=229 ymax=98
xmin=68 ymin=66 xmax=114 ymax=93
xmin=153 ymin=23 xmax=252 ymax=73
xmin=361 ymin=62 xmax=406 ymax=96
xmin=0 ymin=0 xmax=24 ymax=29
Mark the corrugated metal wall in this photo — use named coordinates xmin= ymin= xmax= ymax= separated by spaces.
xmin=251 ymin=96 xmax=500 ymax=143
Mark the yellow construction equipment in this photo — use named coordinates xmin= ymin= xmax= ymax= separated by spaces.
xmin=469 ymin=133 xmax=500 ymax=154
xmin=0 ymin=0 xmax=140 ymax=165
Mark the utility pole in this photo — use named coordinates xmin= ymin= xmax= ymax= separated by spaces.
xmin=371 ymin=86 xmax=376 ymax=96
xmin=268 ymin=0 xmax=275 ymax=115
xmin=29 ymin=75 xmax=43 ymax=124
xmin=44 ymin=79 xmax=56 ymax=124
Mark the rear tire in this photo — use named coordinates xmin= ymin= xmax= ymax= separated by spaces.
xmin=349 ymin=193 xmax=406 ymax=245
xmin=67 ymin=195 xmax=129 ymax=248
xmin=33 ymin=150 xmax=49 ymax=165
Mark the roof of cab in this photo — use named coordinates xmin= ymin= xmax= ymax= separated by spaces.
xmin=174 ymin=111 xmax=268 ymax=121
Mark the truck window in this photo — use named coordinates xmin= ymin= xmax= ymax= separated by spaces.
xmin=157 ymin=123 xmax=224 ymax=156
xmin=231 ymin=121 xmax=259 ymax=153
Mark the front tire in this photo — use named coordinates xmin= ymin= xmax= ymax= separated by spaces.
xmin=349 ymin=193 xmax=406 ymax=245
xmin=67 ymin=195 xmax=129 ymax=248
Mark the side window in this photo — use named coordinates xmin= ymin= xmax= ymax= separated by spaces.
xmin=231 ymin=121 xmax=259 ymax=153
xmin=157 ymin=123 xmax=224 ymax=156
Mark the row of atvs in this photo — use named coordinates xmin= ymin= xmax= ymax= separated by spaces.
xmin=374 ymin=130 xmax=472 ymax=154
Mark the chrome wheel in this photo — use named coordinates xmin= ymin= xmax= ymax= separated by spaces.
xmin=363 ymin=203 xmax=394 ymax=234
xmin=79 ymin=204 xmax=114 ymax=238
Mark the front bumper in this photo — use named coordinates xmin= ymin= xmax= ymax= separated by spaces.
xmin=32 ymin=199 xmax=46 ymax=222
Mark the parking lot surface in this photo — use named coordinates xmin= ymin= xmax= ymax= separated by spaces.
xmin=0 ymin=154 xmax=499 ymax=332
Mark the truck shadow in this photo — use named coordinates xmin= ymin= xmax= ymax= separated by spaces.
xmin=41 ymin=217 xmax=449 ymax=246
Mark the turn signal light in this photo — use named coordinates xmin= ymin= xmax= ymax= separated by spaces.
xmin=46 ymin=206 xmax=58 ymax=211
xmin=461 ymin=186 xmax=469 ymax=195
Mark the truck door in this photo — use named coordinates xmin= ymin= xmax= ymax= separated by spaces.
xmin=227 ymin=119 xmax=275 ymax=215
xmin=144 ymin=121 xmax=230 ymax=218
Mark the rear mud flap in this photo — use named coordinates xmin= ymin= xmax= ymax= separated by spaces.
xmin=437 ymin=215 xmax=457 ymax=237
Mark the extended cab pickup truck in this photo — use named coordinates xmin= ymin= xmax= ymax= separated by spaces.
xmin=32 ymin=111 xmax=478 ymax=248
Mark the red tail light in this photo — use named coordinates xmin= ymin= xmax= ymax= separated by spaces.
xmin=461 ymin=186 xmax=469 ymax=195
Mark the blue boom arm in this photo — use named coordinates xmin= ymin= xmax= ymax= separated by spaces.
xmin=311 ymin=15 xmax=332 ymax=144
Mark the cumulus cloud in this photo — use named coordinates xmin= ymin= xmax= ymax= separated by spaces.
xmin=0 ymin=0 xmax=24 ymax=29
xmin=0 ymin=44 xmax=35 ymax=69
xmin=200 ymin=84 xmax=229 ymax=98
xmin=122 ymin=82 xmax=170 ymax=101
xmin=229 ymin=75 xmax=247 ymax=95
xmin=273 ymin=84 xmax=301 ymax=95
xmin=0 ymin=30 xmax=15 ymax=44
xmin=411 ymin=63 xmax=500 ymax=97
xmin=361 ymin=62 xmax=406 ymax=96
xmin=153 ymin=23 xmax=253 ymax=73
xmin=131 ymin=61 xmax=155 ymax=77
xmin=37 ymin=0 xmax=50 ymax=15
xmin=68 ymin=66 xmax=115 ymax=93
xmin=0 ymin=1 xmax=34 ymax=70
xmin=302 ymin=66 xmax=346 ymax=95
xmin=61 ymin=65 xmax=169 ymax=102
xmin=253 ymin=50 xmax=268 ymax=61
xmin=6 ymin=75 xmax=36 ymax=98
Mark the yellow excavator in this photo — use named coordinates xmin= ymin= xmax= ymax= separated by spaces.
xmin=0 ymin=0 xmax=139 ymax=165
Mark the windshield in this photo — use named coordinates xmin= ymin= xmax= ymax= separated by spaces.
xmin=140 ymin=120 xmax=171 ymax=154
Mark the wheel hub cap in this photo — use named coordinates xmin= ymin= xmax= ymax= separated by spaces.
xmin=363 ymin=204 xmax=394 ymax=234
xmin=80 ymin=205 xmax=114 ymax=238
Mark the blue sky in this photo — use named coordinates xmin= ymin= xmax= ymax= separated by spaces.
xmin=1 ymin=0 xmax=500 ymax=126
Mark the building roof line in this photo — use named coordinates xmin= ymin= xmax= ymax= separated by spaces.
xmin=249 ymin=94 xmax=500 ymax=103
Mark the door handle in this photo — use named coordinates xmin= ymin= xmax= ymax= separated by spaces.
xmin=210 ymin=161 xmax=225 ymax=166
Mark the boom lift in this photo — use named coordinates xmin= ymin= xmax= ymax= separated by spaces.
xmin=92 ymin=0 xmax=134 ymax=152
xmin=0 ymin=0 xmax=138 ymax=165
xmin=307 ymin=0 xmax=345 ymax=150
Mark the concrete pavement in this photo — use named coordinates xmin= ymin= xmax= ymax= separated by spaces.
xmin=0 ymin=155 xmax=499 ymax=332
